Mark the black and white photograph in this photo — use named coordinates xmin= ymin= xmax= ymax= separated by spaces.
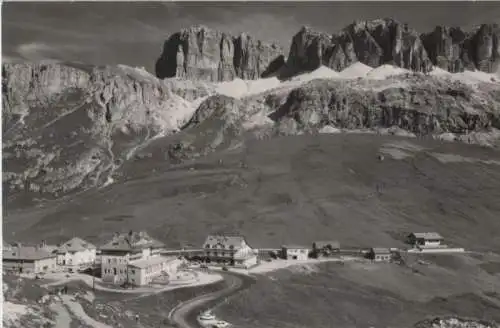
xmin=2 ymin=1 xmax=500 ymax=327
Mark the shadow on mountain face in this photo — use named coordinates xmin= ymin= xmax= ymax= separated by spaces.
xmin=155 ymin=33 xmax=182 ymax=80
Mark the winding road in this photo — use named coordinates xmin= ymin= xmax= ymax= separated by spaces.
xmin=169 ymin=271 xmax=256 ymax=328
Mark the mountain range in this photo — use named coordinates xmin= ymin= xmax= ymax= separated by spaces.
xmin=156 ymin=19 xmax=500 ymax=81
xmin=3 ymin=18 xmax=500 ymax=205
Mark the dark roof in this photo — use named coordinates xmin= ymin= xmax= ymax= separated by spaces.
xmin=371 ymin=247 xmax=391 ymax=254
xmin=203 ymin=234 xmax=249 ymax=249
xmin=3 ymin=246 xmax=57 ymax=261
xmin=313 ymin=241 xmax=340 ymax=249
xmin=57 ymin=237 xmax=96 ymax=253
xmin=100 ymin=231 xmax=164 ymax=252
xmin=410 ymin=232 xmax=443 ymax=240
xmin=282 ymin=244 xmax=310 ymax=249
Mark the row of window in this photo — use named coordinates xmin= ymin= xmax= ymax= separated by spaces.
xmin=288 ymin=249 xmax=307 ymax=254
xmin=205 ymin=251 xmax=233 ymax=257
xmin=103 ymin=268 xmax=125 ymax=275
xmin=205 ymin=244 xmax=236 ymax=250
xmin=105 ymin=257 xmax=128 ymax=264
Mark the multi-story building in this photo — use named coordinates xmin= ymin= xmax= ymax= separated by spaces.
xmin=3 ymin=243 xmax=57 ymax=274
xmin=127 ymin=256 xmax=184 ymax=286
xmin=56 ymin=237 xmax=97 ymax=270
xmin=100 ymin=231 xmax=164 ymax=285
xmin=202 ymin=234 xmax=257 ymax=268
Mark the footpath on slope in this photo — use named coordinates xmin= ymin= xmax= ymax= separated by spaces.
xmin=60 ymin=294 xmax=112 ymax=328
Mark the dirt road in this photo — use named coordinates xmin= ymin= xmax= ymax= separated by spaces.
xmin=170 ymin=271 xmax=256 ymax=328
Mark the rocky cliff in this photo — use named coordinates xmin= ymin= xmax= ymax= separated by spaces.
xmin=155 ymin=20 xmax=499 ymax=83
xmin=287 ymin=19 xmax=500 ymax=75
xmin=270 ymin=75 xmax=500 ymax=137
xmin=2 ymin=62 xmax=212 ymax=199
xmin=288 ymin=19 xmax=500 ymax=76
xmin=155 ymin=25 xmax=285 ymax=82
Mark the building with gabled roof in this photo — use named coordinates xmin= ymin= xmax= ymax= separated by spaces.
xmin=3 ymin=244 xmax=57 ymax=274
xmin=367 ymin=247 xmax=393 ymax=262
xmin=407 ymin=232 xmax=444 ymax=248
xmin=202 ymin=233 xmax=257 ymax=268
xmin=56 ymin=237 xmax=96 ymax=270
xmin=100 ymin=231 xmax=165 ymax=285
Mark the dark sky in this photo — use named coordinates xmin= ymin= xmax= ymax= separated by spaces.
xmin=3 ymin=1 xmax=500 ymax=74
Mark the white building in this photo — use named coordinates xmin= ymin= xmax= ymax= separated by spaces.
xmin=127 ymin=256 xmax=183 ymax=286
xmin=3 ymin=244 xmax=57 ymax=274
xmin=407 ymin=232 xmax=444 ymax=248
xmin=281 ymin=245 xmax=309 ymax=261
xmin=56 ymin=237 xmax=96 ymax=270
xmin=203 ymin=234 xmax=258 ymax=268
xmin=367 ymin=248 xmax=392 ymax=262
xmin=100 ymin=231 xmax=164 ymax=285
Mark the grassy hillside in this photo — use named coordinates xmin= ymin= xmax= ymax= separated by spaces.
xmin=5 ymin=133 xmax=500 ymax=254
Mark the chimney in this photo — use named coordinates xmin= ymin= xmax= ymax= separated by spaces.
xmin=41 ymin=240 xmax=46 ymax=248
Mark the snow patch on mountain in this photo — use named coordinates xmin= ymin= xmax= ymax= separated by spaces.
xmin=429 ymin=67 xmax=498 ymax=86
xmin=366 ymin=64 xmax=411 ymax=80
xmin=339 ymin=62 xmax=373 ymax=79
xmin=291 ymin=66 xmax=341 ymax=83
xmin=216 ymin=77 xmax=281 ymax=99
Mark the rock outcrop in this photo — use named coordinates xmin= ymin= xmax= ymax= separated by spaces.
xmin=286 ymin=19 xmax=433 ymax=75
xmin=286 ymin=19 xmax=500 ymax=75
xmin=269 ymin=75 xmax=500 ymax=137
xmin=2 ymin=62 xmax=212 ymax=198
xmin=471 ymin=23 xmax=500 ymax=73
xmin=421 ymin=26 xmax=473 ymax=73
xmin=155 ymin=25 xmax=284 ymax=82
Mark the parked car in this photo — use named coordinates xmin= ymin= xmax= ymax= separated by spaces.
xmin=222 ymin=266 xmax=229 ymax=271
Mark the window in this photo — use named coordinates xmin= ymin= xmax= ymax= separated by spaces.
xmin=222 ymin=252 xmax=225 ymax=256
xmin=131 ymin=269 xmax=135 ymax=274
xmin=205 ymin=244 xmax=210 ymax=248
